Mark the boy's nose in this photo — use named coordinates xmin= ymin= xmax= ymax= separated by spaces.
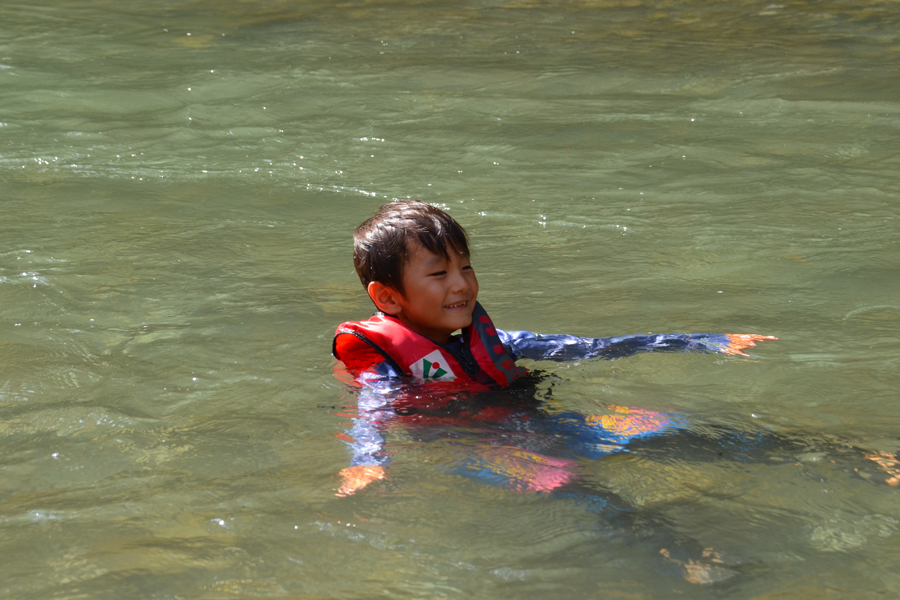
xmin=449 ymin=270 xmax=470 ymax=292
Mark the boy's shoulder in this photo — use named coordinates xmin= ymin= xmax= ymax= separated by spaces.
xmin=334 ymin=331 xmax=386 ymax=376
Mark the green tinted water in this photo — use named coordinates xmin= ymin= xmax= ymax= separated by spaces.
xmin=2 ymin=0 xmax=899 ymax=597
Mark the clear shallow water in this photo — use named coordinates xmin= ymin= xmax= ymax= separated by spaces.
xmin=1 ymin=0 xmax=899 ymax=597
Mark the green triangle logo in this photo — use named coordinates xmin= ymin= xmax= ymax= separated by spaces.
xmin=423 ymin=359 xmax=448 ymax=380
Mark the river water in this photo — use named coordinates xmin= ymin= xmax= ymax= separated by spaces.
xmin=2 ymin=0 xmax=899 ymax=597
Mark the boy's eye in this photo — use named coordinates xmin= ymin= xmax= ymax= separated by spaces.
xmin=429 ymin=270 xmax=447 ymax=277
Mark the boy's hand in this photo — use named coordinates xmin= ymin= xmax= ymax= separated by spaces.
xmin=336 ymin=465 xmax=385 ymax=496
xmin=723 ymin=334 xmax=777 ymax=356
xmin=865 ymin=452 xmax=900 ymax=487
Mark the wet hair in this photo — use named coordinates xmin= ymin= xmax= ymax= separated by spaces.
xmin=353 ymin=200 xmax=470 ymax=293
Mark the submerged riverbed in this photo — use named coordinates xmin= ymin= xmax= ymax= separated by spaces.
xmin=2 ymin=0 xmax=899 ymax=597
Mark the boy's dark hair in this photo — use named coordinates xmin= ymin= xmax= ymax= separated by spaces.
xmin=353 ymin=200 xmax=470 ymax=293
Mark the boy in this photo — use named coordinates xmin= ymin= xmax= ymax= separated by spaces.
xmin=333 ymin=200 xmax=776 ymax=495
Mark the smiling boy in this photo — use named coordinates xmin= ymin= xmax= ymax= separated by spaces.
xmin=335 ymin=200 xmax=773 ymax=386
xmin=332 ymin=200 xmax=775 ymax=495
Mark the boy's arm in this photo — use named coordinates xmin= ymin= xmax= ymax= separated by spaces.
xmin=335 ymin=368 xmax=400 ymax=496
xmin=498 ymin=329 xmax=775 ymax=362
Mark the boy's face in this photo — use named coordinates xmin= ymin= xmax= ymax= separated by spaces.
xmin=371 ymin=242 xmax=479 ymax=345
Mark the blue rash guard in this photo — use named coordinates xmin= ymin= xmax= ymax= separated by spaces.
xmin=360 ymin=328 xmax=735 ymax=380
xmin=498 ymin=329 xmax=735 ymax=362
xmin=338 ymin=328 xmax=736 ymax=490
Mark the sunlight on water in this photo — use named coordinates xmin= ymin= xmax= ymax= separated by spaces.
xmin=1 ymin=0 xmax=899 ymax=597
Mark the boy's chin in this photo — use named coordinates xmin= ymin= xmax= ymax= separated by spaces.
xmin=441 ymin=318 xmax=473 ymax=336
xmin=454 ymin=312 xmax=475 ymax=328
xmin=436 ymin=306 xmax=476 ymax=333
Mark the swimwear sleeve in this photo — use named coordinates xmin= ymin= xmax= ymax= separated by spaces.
xmin=496 ymin=329 xmax=734 ymax=362
xmin=341 ymin=370 xmax=403 ymax=468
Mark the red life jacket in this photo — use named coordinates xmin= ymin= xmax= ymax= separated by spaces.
xmin=333 ymin=302 xmax=528 ymax=390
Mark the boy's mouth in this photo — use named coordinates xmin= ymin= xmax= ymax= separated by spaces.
xmin=445 ymin=300 xmax=469 ymax=309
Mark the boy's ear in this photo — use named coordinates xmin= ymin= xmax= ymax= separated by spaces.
xmin=367 ymin=281 xmax=404 ymax=316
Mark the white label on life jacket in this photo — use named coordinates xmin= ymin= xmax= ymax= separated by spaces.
xmin=409 ymin=350 xmax=456 ymax=382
